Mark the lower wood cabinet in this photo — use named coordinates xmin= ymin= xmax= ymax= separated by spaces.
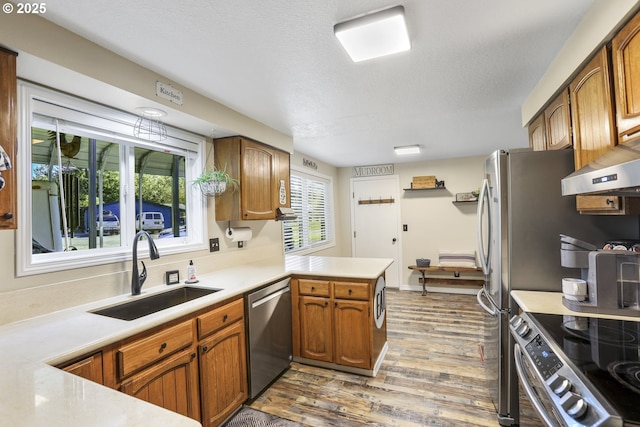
xmin=57 ymin=296 xmax=247 ymax=427
xmin=120 ymin=348 xmax=200 ymax=420
xmin=334 ymin=299 xmax=370 ymax=369
xmin=199 ymin=320 xmax=247 ymax=427
xmin=293 ymin=277 xmax=382 ymax=373
xmin=60 ymin=352 xmax=104 ymax=384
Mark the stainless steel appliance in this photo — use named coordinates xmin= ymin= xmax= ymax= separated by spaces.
xmin=563 ymin=251 xmax=640 ymax=318
xmin=510 ymin=311 xmax=640 ymax=426
xmin=562 ymin=137 xmax=640 ymax=196
xmin=246 ymin=278 xmax=293 ymax=399
xmin=476 ymin=148 xmax=633 ymax=426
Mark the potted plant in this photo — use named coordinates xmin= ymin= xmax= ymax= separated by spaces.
xmin=192 ymin=166 xmax=238 ymax=197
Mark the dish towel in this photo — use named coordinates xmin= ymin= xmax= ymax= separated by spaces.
xmin=0 ymin=144 xmax=12 ymax=191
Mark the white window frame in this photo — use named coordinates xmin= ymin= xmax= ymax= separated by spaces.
xmin=16 ymin=82 xmax=208 ymax=276
xmin=283 ymin=166 xmax=335 ymax=254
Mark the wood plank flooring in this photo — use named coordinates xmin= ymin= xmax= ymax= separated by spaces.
xmin=250 ymin=289 xmax=544 ymax=427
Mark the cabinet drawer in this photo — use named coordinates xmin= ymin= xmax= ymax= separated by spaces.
xmin=333 ymin=282 xmax=369 ymax=300
xmin=117 ymin=320 xmax=193 ymax=379
xmin=298 ymin=279 xmax=330 ymax=297
xmin=197 ymin=298 xmax=244 ymax=340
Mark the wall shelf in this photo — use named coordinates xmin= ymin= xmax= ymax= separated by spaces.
xmin=452 ymin=200 xmax=477 ymax=205
xmin=403 ymin=187 xmax=446 ymax=191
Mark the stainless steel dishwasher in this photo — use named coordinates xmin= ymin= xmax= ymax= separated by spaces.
xmin=246 ymin=277 xmax=292 ymax=399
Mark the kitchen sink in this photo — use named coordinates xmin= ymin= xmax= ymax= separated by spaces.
xmin=91 ymin=286 xmax=221 ymax=321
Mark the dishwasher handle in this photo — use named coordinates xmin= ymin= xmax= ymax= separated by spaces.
xmin=513 ymin=343 xmax=560 ymax=427
xmin=251 ymin=285 xmax=290 ymax=309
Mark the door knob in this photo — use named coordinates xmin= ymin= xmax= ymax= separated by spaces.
xmin=392 ymin=238 xmax=397 ymax=244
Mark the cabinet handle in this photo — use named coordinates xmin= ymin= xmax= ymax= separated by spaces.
xmin=191 ymin=353 xmax=196 ymax=360
xmin=223 ymin=314 xmax=228 ymax=322
xmin=606 ymin=198 xmax=614 ymax=206
xmin=2 ymin=213 xmax=12 ymax=220
xmin=311 ymin=286 xmax=315 ymax=291
xmin=348 ymin=289 xmax=352 ymax=295
xmin=160 ymin=342 xmax=167 ymax=350
xmin=325 ymin=301 xmax=328 ymax=306
xmin=202 ymin=345 xmax=208 ymax=353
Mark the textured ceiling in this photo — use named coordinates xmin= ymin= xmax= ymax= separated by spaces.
xmin=38 ymin=0 xmax=594 ymax=167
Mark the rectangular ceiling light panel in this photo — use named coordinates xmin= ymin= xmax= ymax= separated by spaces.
xmin=394 ymin=145 xmax=420 ymax=155
xmin=334 ymin=5 xmax=411 ymax=62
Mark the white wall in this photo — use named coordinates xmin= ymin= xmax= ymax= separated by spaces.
xmin=336 ymin=156 xmax=485 ymax=289
xmin=0 ymin=13 xmax=300 ymax=325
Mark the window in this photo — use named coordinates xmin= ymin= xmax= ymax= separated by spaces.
xmin=17 ymin=82 xmax=207 ymax=276
xmin=283 ymin=168 xmax=334 ymax=253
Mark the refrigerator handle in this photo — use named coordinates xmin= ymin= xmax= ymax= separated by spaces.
xmin=476 ymin=288 xmax=497 ymax=316
xmin=476 ymin=178 xmax=491 ymax=275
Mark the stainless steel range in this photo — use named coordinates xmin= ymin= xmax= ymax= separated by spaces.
xmin=510 ymin=312 xmax=640 ymax=426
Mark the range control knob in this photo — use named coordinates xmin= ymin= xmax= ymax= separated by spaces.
xmin=509 ymin=315 xmax=524 ymax=329
xmin=560 ymin=392 xmax=588 ymax=419
xmin=515 ymin=322 xmax=531 ymax=337
xmin=549 ymin=374 xmax=572 ymax=395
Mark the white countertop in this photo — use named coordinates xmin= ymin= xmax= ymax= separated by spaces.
xmin=0 ymin=255 xmax=392 ymax=427
xmin=511 ymin=290 xmax=640 ymax=322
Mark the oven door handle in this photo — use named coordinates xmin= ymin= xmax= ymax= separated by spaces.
xmin=513 ymin=343 xmax=560 ymax=427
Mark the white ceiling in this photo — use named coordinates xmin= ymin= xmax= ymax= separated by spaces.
xmin=38 ymin=0 xmax=594 ymax=167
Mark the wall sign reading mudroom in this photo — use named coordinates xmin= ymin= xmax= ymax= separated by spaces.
xmin=352 ymin=163 xmax=394 ymax=177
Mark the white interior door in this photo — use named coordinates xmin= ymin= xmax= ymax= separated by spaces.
xmin=351 ymin=175 xmax=401 ymax=288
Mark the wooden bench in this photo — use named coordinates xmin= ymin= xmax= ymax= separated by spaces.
xmin=408 ymin=265 xmax=484 ymax=295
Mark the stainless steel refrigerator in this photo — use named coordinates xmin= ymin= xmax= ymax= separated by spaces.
xmin=475 ymin=148 xmax=634 ymax=426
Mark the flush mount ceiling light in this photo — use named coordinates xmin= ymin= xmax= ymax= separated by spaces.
xmin=133 ymin=107 xmax=167 ymax=141
xmin=334 ymin=5 xmax=411 ymax=63
xmin=394 ymin=145 xmax=421 ymax=155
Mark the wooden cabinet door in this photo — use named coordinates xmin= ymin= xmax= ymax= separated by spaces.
xmin=544 ymin=88 xmax=572 ymax=150
xmin=62 ymin=352 xmax=104 ymax=384
xmin=612 ymin=10 xmax=640 ymax=143
xmin=120 ymin=348 xmax=200 ymax=421
xmin=199 ymin=320 xmax=247 ymax=427
xmin=569 ymin=46 xmax=617 ymax=169
xmin=528 ymin=113 xmax=546 ymax=151
xmin=333 ymin=299 xmax=371 ymax=369
xmin=240 ymin=138 xmax=275 ymax=220
xmin=272 ymin=148 xmax=290 ymax=210
xmin=0 ymin=48 xmax=17 ymax=229
xmin=299 ymin=295 xmax=333 ymax=362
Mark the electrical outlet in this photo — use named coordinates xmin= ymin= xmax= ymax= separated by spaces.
xmin=209 ymin=238 xmax=220 ymax=252
xmin=403 ymin=224 xmax=408 ymax=231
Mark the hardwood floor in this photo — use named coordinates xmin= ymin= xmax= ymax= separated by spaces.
xmin=250 ymin=289 xmax=544 ymax=427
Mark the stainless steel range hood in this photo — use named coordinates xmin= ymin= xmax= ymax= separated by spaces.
xmin=561 ymin=138 xmax=640 ymax=196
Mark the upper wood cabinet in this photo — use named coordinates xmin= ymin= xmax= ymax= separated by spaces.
xmin=214 ymin=136 xmax=290 ymax=221
xmin=528 ymin=88 xmax=571 ymax=151
xmin=528 ymin=113 xmax=546 ymax=151
xmin=0 ymin=48 xmax=17 ymax=229
xmin=612 ymin=11 xmax=640 ymax=143
xmin=544 ymin=88 xmax=572 ymax=150
xmin=569 ymin=46 xmax=617 ymax=170
xmin=569 ymin=45 xmax=640 ymax=215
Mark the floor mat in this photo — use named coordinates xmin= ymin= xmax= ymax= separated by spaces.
xmin=223 ymin=406 xmax=302 ymax=427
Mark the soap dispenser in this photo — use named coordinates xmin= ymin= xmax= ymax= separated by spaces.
xmin=185 ymin=260 xmax=198 ymax=284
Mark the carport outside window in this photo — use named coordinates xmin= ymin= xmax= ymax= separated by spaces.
xmin=17 ymin=83 xmax=206 ymax=276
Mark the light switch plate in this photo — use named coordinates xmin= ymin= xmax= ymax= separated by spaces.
xmin=210 ymin=238 xmax=220 ymax=252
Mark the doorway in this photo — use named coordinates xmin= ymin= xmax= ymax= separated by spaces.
xmin=351 ymin=175 xmax=401 ymax=289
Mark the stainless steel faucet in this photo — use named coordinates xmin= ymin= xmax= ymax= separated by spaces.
xmin=131 ymin=230 xmax=160 ymax=295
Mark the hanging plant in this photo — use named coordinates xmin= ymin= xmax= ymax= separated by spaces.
xmin=192 ymin=166 xmax=238 ymax=197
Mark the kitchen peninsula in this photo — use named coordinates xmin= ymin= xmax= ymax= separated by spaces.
xmin=0 ymin=255 xmax=392 ymax=427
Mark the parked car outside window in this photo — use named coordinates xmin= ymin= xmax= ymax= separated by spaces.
xmin=97 ymin=210 xmax=120 ymax=235
xmin=136 ymin=211 xmax=165 ymax=232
